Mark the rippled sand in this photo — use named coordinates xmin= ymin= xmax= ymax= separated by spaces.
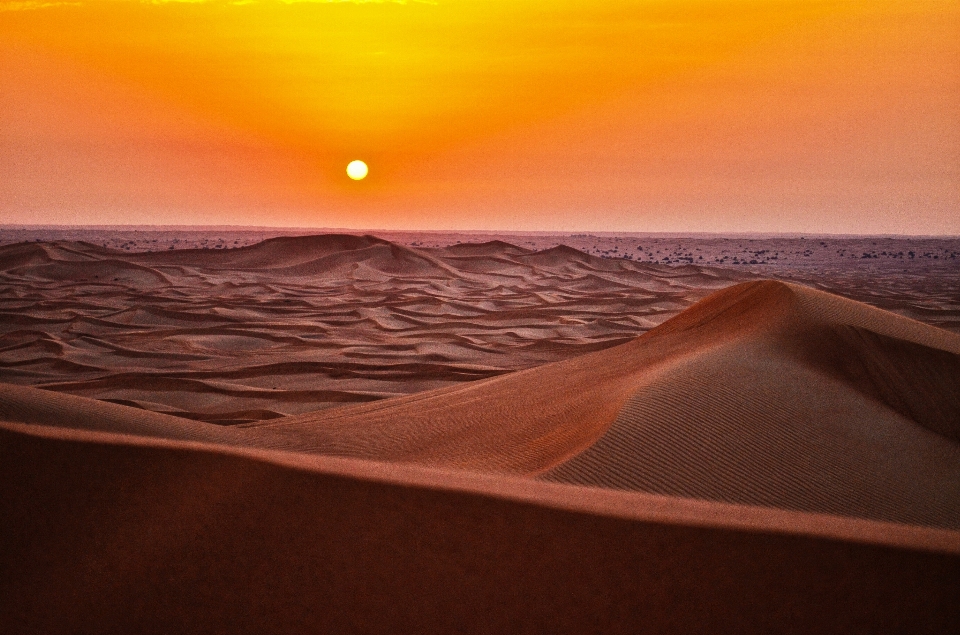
xmin=2 ymin=234 xmax=958 ymax=633
xmin=0 ymin=235 xmax=753 ymax=422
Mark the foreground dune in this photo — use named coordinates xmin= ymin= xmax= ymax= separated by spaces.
xmin=2 ymin=272 xmax=959 ymax=631
xmin=2 ymin=422 xmax=959 ymax=634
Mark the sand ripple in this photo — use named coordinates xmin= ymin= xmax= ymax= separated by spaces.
xmin=0 ymin=235 xmax=751 ymax=422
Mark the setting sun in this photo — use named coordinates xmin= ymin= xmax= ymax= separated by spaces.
xmin=1 ymin=0 xmax=957 ymax=233
xmin=346 ymin=160 xmax=368 ymax=181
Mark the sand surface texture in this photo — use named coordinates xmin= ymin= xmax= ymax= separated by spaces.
xmin=0 ymin=235 xmax=750 ymax=422
xmin=2 ymin=236 xmax=959 ymax=633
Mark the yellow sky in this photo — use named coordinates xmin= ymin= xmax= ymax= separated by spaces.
xmin=1 ymin=0 xmax=958 ymax=232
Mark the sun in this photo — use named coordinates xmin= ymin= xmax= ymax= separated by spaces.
xmin=346 ymin=160 xmax=368 ymax=180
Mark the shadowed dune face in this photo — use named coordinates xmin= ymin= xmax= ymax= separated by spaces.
xmin=542 ymin=281 xmax=960 ymax=527
xmin=791 ymin=324 xmax=960 ymax=442
xmin=2 ymin=423 xmax=959 ymax=635
xmin=0 ymin=236 xmax=751 ymax=423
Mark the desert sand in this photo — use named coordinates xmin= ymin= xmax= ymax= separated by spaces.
xmin=1 ymin=234 xmax=959 ymax=633
xmin=0 ymin=235 xmax=754 ymax=422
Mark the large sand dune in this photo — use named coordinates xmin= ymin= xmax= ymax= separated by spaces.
xmin=2 ymin=421 xmax=959 ymax=634
xmin=1 ymin=237 xmax=959 ymax=631
xmin=239 ymin=280 xmax=960 ymax=528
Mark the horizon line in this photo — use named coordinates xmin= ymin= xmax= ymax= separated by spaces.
xmin=2 ymin=224 xmax=959 ymax=240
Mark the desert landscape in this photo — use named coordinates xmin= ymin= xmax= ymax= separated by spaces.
xmin=0 ymin=230 xmax=758 ymax=422
xmin=3 ymin=0 xmax=959 ymax=631
xmin=2 ymin=230 xmax=959 ymax=633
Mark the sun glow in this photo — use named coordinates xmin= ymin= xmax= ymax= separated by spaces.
xmin=346 ymin=160 xmax=368 ymax=180
xmin=1 ymin=0 xmax=956 ymax=232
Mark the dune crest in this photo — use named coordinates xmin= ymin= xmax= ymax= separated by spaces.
xmin=542 ymin=281 xmax=960 ymax=527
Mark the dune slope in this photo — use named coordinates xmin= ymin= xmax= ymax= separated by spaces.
xmin=542 ymin=281 xmax=960 ymax=528
xmin=255 ymin=280 xmax=960 ymax=528
xmin=2 ymin=422 xmax=959 ymax=635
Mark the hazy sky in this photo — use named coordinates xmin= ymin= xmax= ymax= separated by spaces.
xmin=1 ymin=0 xmax=958 ymax=233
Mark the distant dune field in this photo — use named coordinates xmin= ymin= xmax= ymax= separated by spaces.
xmin=1 ymin=236 xmax=958 ymax=633
xmin=0 ymin=235 xmax=753 ymax=422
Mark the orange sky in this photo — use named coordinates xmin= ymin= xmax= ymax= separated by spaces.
xmin=1 ymin=0 xmax=958 ymax=233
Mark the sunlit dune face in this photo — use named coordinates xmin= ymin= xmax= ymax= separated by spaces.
xmin=346 ymin=160 xmax=368 ymax=181
xmin=0 ymin=0 xmax=957 ymax=233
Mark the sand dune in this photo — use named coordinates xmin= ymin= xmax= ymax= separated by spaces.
xmin=0 ymin=420 xmax=957 ymax=634
xmin=1 ymin=421 xmax=957 ymax=634
xmin=240 ymin=280 xmax=960 ymax=528
xmin=2 ymin=237 xmax=959 ymax=631
xmin=0 ymin=236 xmax=750 ymax=422
xmin=3 ymin=273 xmax=958 ymax=525
xmin=544 ymin=282 xmax=960 ymax=528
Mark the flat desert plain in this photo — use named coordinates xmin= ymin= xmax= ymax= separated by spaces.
xmin=1 ymin=229 xmax=959 ymax=633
